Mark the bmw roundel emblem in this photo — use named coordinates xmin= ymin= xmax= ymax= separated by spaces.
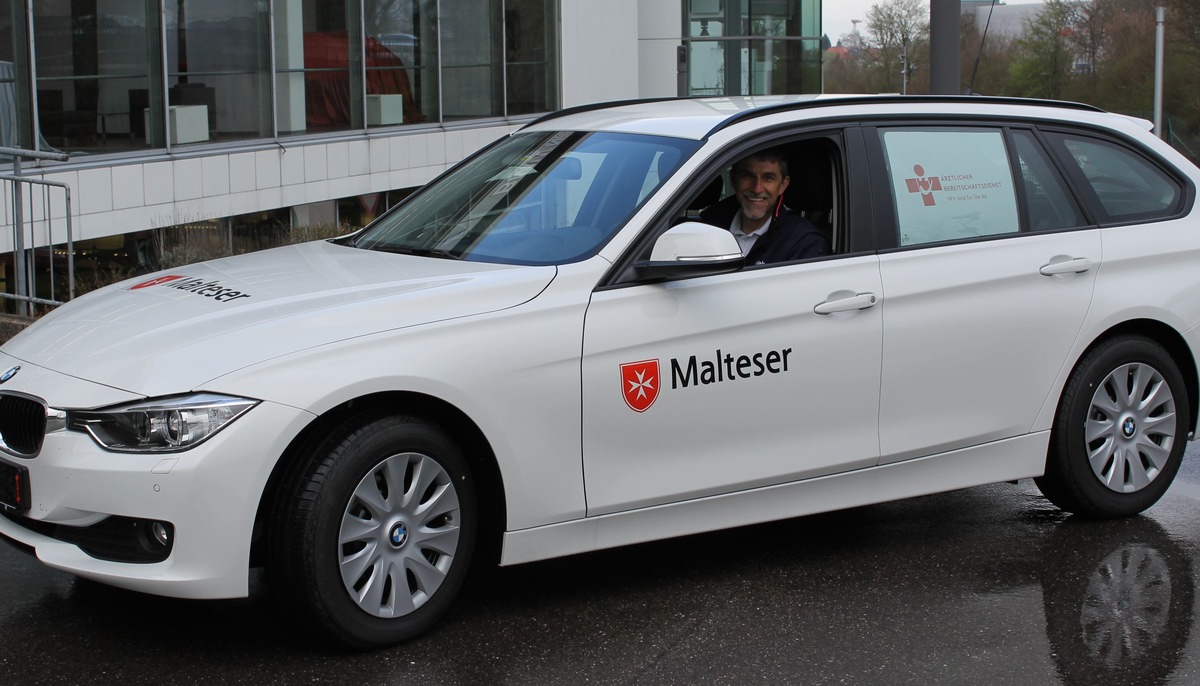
xmin=0 ymin=366 xmax=19 ymax=384
xmin=389 ymin=522 xmax=409 ymax=548
xmin=1122 ymin=417 xmax=1137 ymax=438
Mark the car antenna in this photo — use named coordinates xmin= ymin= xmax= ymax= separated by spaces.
xmin=966 ymin=0 xmax=998 ymax=95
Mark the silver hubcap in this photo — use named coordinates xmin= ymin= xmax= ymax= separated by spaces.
xmin=339 ymin=452 xmax=461 ymax=618
xmin=1086 ymin=362 xmax=1176 ymax=493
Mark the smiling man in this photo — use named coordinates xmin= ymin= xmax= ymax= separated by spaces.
xmin=700 ymin=148 xmax=831 ymax=265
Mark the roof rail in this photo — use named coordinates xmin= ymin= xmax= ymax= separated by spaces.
xmin=704 ymin=94 xmax=1106 ymax=138
xmin=518 ymin=96 xmax=692 ymax=131
xmin=519 ymin=94 xmax=1107 ymax=139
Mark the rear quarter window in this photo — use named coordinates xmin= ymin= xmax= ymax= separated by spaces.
xmin=1045 ymin=132 xmax=1184 ymax=223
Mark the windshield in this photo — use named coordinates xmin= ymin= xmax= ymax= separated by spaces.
xmin=351 ymin=131 xmax=700 ymax=265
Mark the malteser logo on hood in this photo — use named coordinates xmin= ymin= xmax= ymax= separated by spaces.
xmin=130 ymin=274 xmax=252 ymax=303
xmin=130 ymin=275 xmax=185 ymax=289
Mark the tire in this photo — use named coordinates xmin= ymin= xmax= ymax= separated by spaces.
xmin=1036 ymin=335 xmax=1190 ymax=518
xmin=274 ymin=413 xmax=477 ymax=648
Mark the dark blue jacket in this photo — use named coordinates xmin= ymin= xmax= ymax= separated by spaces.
xmin=699 ymin=197 xmax=831 ymax=266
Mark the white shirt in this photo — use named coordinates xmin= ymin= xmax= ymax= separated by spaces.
xmin=729 ymin=213 xmax=772 ymax=256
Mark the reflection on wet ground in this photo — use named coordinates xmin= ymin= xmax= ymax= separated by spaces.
xmin=3 ymin=470 xmax=1200 ymax=684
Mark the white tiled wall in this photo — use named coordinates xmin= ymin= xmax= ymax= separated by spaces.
xmin=77 ymin=168 xmax=113 ymax=214
xmin=0 ymin=124 xmax=517 ymax=252
xmin=229 ymin=153 xmax=257 ymax=193
xmin=112 ymin=165 xmax=146 ymax=209
xmin=174 ymin=158 xmax=204 ymax=202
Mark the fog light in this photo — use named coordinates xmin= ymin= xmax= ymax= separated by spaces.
xmin=150 ymin=521 xmax=172 ymax=547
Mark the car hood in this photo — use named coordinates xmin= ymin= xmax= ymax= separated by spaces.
xmin=2 ymin=240 xmax=556 ymax=398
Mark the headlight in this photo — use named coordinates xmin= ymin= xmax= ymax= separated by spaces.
xmin=68 ymin=393 xmax=259 ymax=453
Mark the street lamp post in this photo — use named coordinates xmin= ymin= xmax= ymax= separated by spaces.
xmin=930 ymin=0 xmax=961 ymax=94
xmin=1154 ymin=7 xmax=1166 ymax=140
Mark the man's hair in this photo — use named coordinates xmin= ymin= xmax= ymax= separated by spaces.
xmin=734 ymin=148 xmax=789 ymax=178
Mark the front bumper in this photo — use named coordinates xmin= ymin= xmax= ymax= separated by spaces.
xmin=0 ymin=398 xmax=314 ymax=599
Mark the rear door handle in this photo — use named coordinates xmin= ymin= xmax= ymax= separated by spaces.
xmin=1039 ymin=257 xmax=1093 ymax=276
xmin=814 ymin=292 xmax=878 ymax=315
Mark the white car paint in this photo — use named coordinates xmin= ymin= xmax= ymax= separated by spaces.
xmin=3 ymin=240 xmax=556 ymax=396
xmin=876 ymin=229 xmax=1101 ymax=463
xmin=0 ymin=95 xmax=1197 ymax=614
xmin=581 ymin=254 xmax=883 ymax=514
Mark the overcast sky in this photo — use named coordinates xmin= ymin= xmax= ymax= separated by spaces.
xmin=822 ymin=0 xmax=879 ymax=41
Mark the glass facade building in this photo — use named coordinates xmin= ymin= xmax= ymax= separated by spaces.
xmin=0 ymin=0 xmax=823 ymax=311
xmin=0 ymin=0 xmax=560 ymax=154
xmin=1 ymin=1 xmax=825 ymax=157
xmin=684 ymin=0 xmax=821 ymax=97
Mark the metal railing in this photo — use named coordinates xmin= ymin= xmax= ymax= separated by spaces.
xmin=1166 ymin=122 xmax=1198 ymax=164
xmin=1 ymin=146 xmax=72 ymax=316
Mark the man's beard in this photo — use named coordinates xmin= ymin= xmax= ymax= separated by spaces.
xmin=740 ymin=195 xmax=771 ymax=220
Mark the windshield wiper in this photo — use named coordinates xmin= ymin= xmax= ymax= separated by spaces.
xmin=369 ymin=246 xmax=463 ymax=260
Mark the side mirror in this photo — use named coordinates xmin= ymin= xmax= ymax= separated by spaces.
xmin=635 ymin=222 xmax=744 ymax=278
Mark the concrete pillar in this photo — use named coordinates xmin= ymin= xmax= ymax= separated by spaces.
xmin=274 ymin=0 xmax=307 ymax=133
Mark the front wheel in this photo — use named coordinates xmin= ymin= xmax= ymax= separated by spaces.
xmin=1036 ymin=336 xmax=1190 ymax=518
xmin=274 ymin=413 xmax=477 ymax=648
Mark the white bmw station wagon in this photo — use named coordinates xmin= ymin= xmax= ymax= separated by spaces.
xmin=1 ymin=95 xmax=1198 ymax=647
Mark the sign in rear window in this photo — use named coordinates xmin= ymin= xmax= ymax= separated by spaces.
xmin=882 ymin=129 xmax=1020 ymax=246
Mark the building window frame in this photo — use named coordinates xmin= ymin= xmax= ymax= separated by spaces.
xmin=2 ymin=0 xmax=559 ymax=159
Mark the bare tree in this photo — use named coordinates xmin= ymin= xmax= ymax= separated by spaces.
xmin=864 ymin=0 xmax=929 ymax=94
xmin=1086 ymin=2 xmax=1159 ymax=110
xmin=1068 ymin=0 xmax=1111 ymax=89
xmin=961 ymin=12 xmax=1017 ymax=96
xmin=1011 ymin=0 xmax=1079 ymax=99
xmin=820 ymin=0 xmax=1197 ymax=158
xmin=823 ymin=29 xmax=873 ymax=94
xmin=1167 ymin=0 xmax=1200 ymax=154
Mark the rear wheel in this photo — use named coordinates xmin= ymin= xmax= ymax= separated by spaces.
xmin=1036 ymin=336 xmax=1189 ymax=518
xmin=274 ymin=413 xmax=476 ymax=648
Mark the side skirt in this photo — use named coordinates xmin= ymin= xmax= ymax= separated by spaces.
xmin=500 ymin=432 xmax=1049 ymax=566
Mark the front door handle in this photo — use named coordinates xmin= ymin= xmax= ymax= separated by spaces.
xmin=1040 ymin=257 xmax=1093 ymax=276
xmin=814 ymin=292 xmax=878 ymax=315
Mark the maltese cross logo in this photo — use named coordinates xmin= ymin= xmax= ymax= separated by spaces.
xmin=130 ymin=274 xmax=185 ymax=290
xmin=620 ymin=359 xmax=660 ymax=413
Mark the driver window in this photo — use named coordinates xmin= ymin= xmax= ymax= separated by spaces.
xmin=679 ymin=139 xmax=838 ymax=266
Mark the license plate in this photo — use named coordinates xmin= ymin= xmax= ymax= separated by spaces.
xmin=0 ymin=459 xmax=30 ymax=513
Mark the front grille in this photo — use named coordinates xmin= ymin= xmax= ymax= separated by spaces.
xmin=0 ymin=393 xmax=47 ymax=457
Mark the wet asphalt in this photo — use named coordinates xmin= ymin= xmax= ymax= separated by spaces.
xmin=3 ymin=443 xmax=1200 ymax=685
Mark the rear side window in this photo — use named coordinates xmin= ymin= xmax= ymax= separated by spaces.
xmin=1012 ymin=130 xmax=1087 ymax=232
xmin=880 ymin=128 xmax=1020 ymax=246
xmin=1046 ymin=133 xmax=1183 ymax=222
